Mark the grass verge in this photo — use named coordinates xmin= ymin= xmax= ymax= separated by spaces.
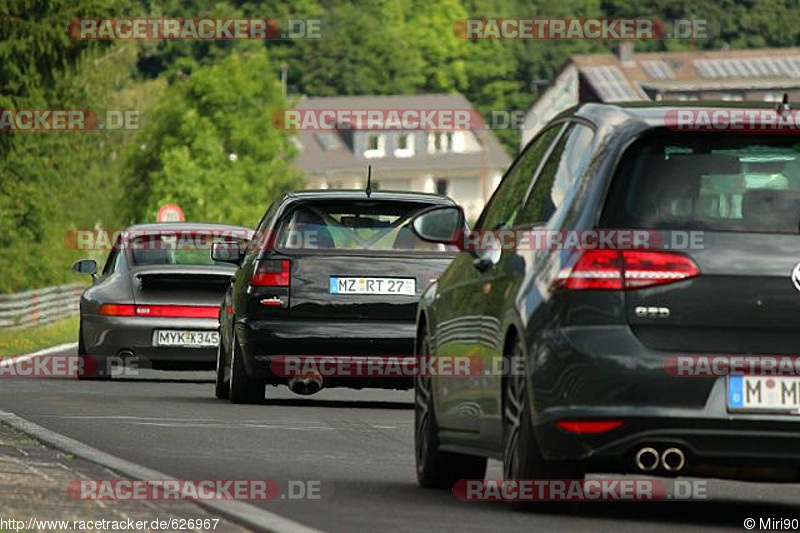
xmin=0 ymin=316 xmax=79 ymax=358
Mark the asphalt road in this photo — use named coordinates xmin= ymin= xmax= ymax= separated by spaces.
xmin=0 ymin=348 xmax=798 ymax=532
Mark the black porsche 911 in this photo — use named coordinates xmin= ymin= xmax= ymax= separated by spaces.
xmin=72 ymin=223 xmax=253 ymax=378
xmin=408 ymin=101 xmax=800 ymax=492
xmin=213 ymin=190 xmax=458 ymax=403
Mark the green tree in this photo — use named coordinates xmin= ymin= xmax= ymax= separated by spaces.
xmin=126 ymin=49 xmax=302 ymax=227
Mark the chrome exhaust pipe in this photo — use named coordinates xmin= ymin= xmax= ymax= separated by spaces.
xmin=288 ymin=378 xmax=307 ymax=395
xmin=306 ymin=377 xmax=322 ymax=394
xmin=634 ymin=447 xmax=659 ymax=472
xmin=288 ymin=375 xmax=323 ymax=395
xmin=661 ymin=447 xmax=686 ymax=472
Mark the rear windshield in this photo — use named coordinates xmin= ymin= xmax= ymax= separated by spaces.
xmin=276 ymin=200 xmax=455 ymax=252
xmin=602 ymin=131 xmax=800 ymax=233
xmin=130 ymin=233 xmax=249 ymax=266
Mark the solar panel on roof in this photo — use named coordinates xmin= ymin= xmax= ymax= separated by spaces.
xmin=695 ymin=56 xmax=800 ymax=78
xmin=642 ymin=60 xmax=676 ymax=80
xmin=583 ymin=66 xmax=643 ymax=101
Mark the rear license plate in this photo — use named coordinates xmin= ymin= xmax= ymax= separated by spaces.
xmin=154 ymin=330 xmax=219 ymax=348
xmin=727 ymin=375 xmax=800 ymax=413
xmin=329 ymin=277 xmax=416 ymax=295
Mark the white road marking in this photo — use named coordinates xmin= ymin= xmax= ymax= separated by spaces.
xmin=0 ymin=410 xmax=325 ymax=533
xmin=0 ymin=342 xmax=80 ymax=374
xmin=30 ymin=342 xmax=79 ymax=356
xmin=48 ymin=415 xmax=396 ymax=431
xmin=133 ymin=422 xmax=336 ymax=430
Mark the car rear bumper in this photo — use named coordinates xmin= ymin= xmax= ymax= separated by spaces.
xmin=236 ymin=318 xmax=415 ymax=388
xmin=81 ymin=314 xmax=218 ymax=367
xmin=530 ymin=325 xmax=800 ymax=479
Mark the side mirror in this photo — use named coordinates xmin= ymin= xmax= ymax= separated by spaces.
xmin=410 ymin=205 xmax=466 ymax=247
xmin=212 ymin=241 xmax=244 ymax=264
xmin=72 ymin=259 xmax=97 ymax=276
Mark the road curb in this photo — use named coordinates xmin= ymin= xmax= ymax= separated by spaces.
xmin=0 ymin=410 xmax=324 ymax=533
xmin=29 ymin=341 xmax=79 ymax=356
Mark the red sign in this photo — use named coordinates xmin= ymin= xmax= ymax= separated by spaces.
xmin=157 ymin=204 xmax=184 ymax=222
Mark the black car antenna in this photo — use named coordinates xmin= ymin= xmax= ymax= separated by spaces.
xmin=365 ymin=165 xmax=372 ymax=197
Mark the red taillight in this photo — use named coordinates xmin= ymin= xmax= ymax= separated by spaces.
xmin=555 ymin=250 xmax=699 ymax=291
xmin=99 ymin=304 xmax=136 ymax=316
xmin=100 ymin=303 xmax=219 ymax=318
xmin=133 ymin=305 xmax=219 ymax=318
xmin=555 ymin=420 xmax=625 ymax=434
xmin=622 ymin=250 xmax=700 ymax=289
xmin=250 ymin=259 xmax=290 ymax=287
xmin=556 ymin=250 xmax=623 ymax=290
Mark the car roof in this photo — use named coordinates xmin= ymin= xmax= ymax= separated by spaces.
xmin=125 ymin=222 xmax=254 ymax=234
xmin=282 ymin=189 xmax=456 ymax=205
xmin=572 ymin=100 xmax=791 ymax=130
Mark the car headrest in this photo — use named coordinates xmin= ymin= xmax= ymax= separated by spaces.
xmin=631 ymin=155 xmax=742 ymax=222
xmin=742 ymin=188 xmax=800 ymax=232
xmin=287 ymin=208 xmax=335 ymax=248
xmin=392 ymin=225 xmax=439 ymax=250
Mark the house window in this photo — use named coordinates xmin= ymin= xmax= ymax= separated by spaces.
xmin=394 ymin=133 xmax=415 ymax=158
xmin=428 ymin=132 xmax=454 ymax=154
xmin=364 ymin=134 xmax=385 ymax=158
xmin=720 ymin=92 xmax=744 ymax=101
xmin=435 ymin=179 xmax=449 ymax=195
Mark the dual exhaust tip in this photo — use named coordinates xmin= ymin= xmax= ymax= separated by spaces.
xmin=288 ymin=375 xmax=323 ymax=395
xmin=635 ymin=446 xmax=686 ymax=473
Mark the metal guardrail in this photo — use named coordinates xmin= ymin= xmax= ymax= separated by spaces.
xmin=0 ymin=283 xmax=85 ymax=329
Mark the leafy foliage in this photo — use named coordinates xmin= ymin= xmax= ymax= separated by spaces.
xmin=2 ymin=0 xmax=800 ymax=293
xmin=126 ymin=49 xmax=302 ymax=226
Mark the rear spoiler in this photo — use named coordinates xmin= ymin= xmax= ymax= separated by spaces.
xmin=133 ymin=266 xmax=235 ymax=287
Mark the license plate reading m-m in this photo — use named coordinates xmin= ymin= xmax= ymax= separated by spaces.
xmin=329 ymin=277 xmax=416 ymax=295
xmin=728 ymin=375 xmax=800 ymax=413
xmin=154 ymin=330 xmax=219 ymax=348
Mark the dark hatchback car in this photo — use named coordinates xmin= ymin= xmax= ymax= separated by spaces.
xmin=73 ymin=223 xmax=252 ymax=378
xmin=214 ymin=190 xmax=458 ymax=403
xmin=410 ymin=102 xmax=800 ymax=490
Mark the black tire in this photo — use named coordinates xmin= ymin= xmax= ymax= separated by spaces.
xmin=215 ymin=336 xmax=230 ymax=400
xmin=415 ymin=327 xmax=487 ymax=488
xmin=76 ymin=323 xmax=110 ymax=381
xmin=503 ymin=336 xmax=583 ymax=510
xmin=228 ymin=331 xmax=264 ymax=404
